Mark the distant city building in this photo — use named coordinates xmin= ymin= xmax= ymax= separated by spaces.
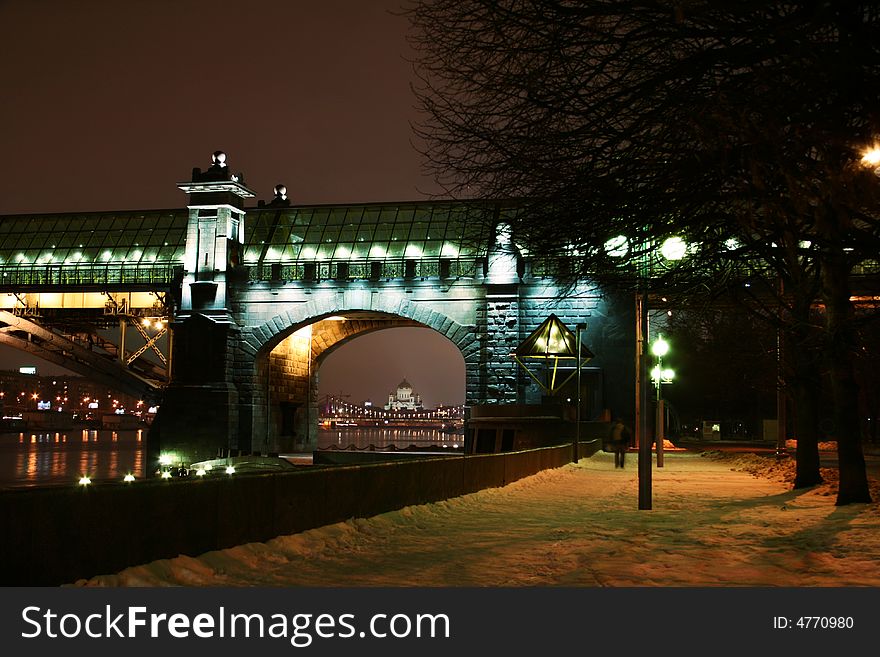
xmin=385 ymin=378 xmax=424 ymax=411
xmin=0 ymin=369 xmax=147 ymax=417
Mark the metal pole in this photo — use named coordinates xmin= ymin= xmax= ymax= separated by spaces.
xmin=165 ymin=321 xmax=173 ymax=381
xmin=118 ymin=317 xmax=126 ymax=363
xmin=776 ymin=325 xmax=787 ymax=458
xmin=656 ymin=382 xmax=665 ymax=467
xmin=637 ymin=291 xmax=652 ymax=509
xmin=307 ymin=325 xmax=313 ymax=452
xmin=775 ymin=276 xmax=787 ymax=458
xmin=575 ymin=323 xmax=585 ymax=463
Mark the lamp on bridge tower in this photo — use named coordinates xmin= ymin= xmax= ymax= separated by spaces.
xmin=177 ymin=150 xmax=255 ymax=319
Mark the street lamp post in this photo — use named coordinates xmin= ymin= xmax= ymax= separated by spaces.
xmin=650 ymin=334 xmax=675 ymax=469
xmin=575 ymin=322 xmax=586 ymax=463
xmin=611 ymin=233 xmax=684 ymax=509
xmin=636 ymin=291 xmax=651 ymax=509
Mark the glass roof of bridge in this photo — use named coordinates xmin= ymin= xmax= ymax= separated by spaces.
xmin=242 ymin=202 xmax=494 ymax=264
xmin=0 ymin=202 xmax=499 ymax=268
xmin=0 ymin=210 xmax=189 ymax=267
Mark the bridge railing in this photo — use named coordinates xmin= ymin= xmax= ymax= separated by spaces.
xmin=0 ymin=264 xmax=182 ymax=287
xmin=246 ymin=257 xmax=484 ymax=283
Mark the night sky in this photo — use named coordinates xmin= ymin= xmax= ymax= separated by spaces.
xmin=0 ymin=0 xmax=464 ymax=405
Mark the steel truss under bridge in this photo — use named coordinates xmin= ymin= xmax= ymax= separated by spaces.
xmin=0 ymin=310 xmax=167 ymax=401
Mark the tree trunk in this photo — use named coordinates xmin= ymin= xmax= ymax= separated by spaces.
xmin=823 ymin=257 xmax=872 ymax=505
xmin=790 ymin=371 xmax=822 ymax=489
xmin=788 ymin=280 xmax=822 ymax=488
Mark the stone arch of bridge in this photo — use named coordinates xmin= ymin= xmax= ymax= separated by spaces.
xmin=238 ymin=293 xmax=478 ymax=453
xmin=311 ymin=318 xmax=467 ymax=398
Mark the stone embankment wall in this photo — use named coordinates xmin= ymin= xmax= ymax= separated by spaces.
xmin=0 ymin=442 xmax=597 ymax=586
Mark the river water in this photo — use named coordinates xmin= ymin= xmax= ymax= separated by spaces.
xmin=0 ymin=429 xmax=146 ymax=488
xmin=0 ymin=427 xmax=462 ymax=488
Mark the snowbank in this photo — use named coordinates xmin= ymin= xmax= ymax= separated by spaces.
xmin=76 ymin=451 xmax=880 ymax=587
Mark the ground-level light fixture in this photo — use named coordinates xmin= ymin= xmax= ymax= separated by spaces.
xmin=225 ymin=466 xmax=236 ymax=475
xmin=78 ymin=476 xmax=91 ymax=486
xmin=123 ymin=474 xmax=135 ymax=483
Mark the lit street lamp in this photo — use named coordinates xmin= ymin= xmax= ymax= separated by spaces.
xmin=650 ymin=334 xmax=675 ymax=468
xmin=609 ymin=232 xmax=686 ymax=509
xmin=861 ymin=145 xmax=880 ymax=172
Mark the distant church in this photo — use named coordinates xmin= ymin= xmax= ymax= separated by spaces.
xmin=385 ymin=378 xmax=424 ymax=411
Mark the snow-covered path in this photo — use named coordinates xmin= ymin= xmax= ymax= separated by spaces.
xmin=78 ymin=451 xmax=880 ymax=587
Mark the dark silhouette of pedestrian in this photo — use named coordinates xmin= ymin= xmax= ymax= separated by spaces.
xmin=609 ymin=418 xmax=631 ymax=468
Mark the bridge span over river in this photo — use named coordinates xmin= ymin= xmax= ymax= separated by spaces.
xmin=0 ymin=152 xmax=632 ymax=466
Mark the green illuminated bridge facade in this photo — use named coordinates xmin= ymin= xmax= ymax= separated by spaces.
xmin=0 ymin=153 xmax=631 ymax=464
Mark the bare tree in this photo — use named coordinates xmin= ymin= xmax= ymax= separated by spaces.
xmin=406 ymin=0 xmax=880 ymax=503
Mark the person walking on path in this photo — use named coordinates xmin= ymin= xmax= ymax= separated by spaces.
xmin=609 ymin=418 xmax=631 ymax=468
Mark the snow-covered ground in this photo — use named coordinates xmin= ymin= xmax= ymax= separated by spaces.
xmin=77 ymin=450 xmax=880 ymax=587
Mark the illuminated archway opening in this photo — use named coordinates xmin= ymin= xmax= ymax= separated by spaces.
xmin=263 ymin=312 xmax=465 ymax=454
xmin=316 ymin=326 xmax=466 ymax=451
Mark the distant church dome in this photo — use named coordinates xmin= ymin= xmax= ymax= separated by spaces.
xmin=385 ymin=377 xmax=423 ymax=411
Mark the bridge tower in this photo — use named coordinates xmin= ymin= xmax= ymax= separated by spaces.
xmin=152 ymin=152 xmax=255 ymax=466
xmin=177 ymin=150 xmax=255 ymax=317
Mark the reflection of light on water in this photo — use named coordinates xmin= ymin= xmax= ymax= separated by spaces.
xmin=137 ymin=429 xmax=142 ymax=442
xmin=323 ymin=427 xmax=461 ymax=450
xmin=1 ymin=429 xmax=148 ymax=486
xmin=133 ymin=449 xmax=143 ymax=478
xmin=112 ymin=432 xmax=118 ymax=442
xmin=53 ymin=450 xmax=66 ymax=480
